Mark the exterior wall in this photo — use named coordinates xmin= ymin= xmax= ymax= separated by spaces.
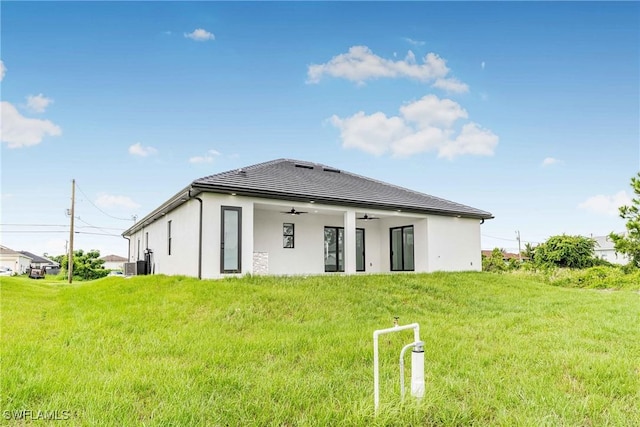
xmin=103 ymin=261 xmax=125 ymax=271
xmin=254 ymin=208 xmax=329 ymax=275
xmin=128 ymin=200 xmax=200 ymax=276
xmin=199 ymin=193 xmax=254 ymax=279
xmin=126 ymin=193 xmax=484 ymax=277
xmin=0 ymin=254 xmax=32 ymax=274
xmin=427 ymin=216 xmax=482 ymax=272
xmin=595 ymin=248 xmax=628 ymax=265
xmin=377 ymin=216 xmax=428 ymax=273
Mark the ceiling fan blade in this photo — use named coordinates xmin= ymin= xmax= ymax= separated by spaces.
xmin=279 ymin=208 xmax=307 ymax=215
xmin=357 ymin=214 xmax=379 ymax=220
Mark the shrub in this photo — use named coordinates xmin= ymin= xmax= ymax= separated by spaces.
xmin=550 ymin=266 xmax=639 ymax=290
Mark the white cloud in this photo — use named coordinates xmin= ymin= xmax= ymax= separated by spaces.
xmin=578 ymin=191 xmax=632 ymax=216
xmin=0 ymin=101 xmax=62 ymax=148
xmin=330 ymin=94 xmax=498 ymax=159
xmin=307 ymin=46 xmax=467 ymax=92
xmin=481 ymin=61 xmax=486 ymax=70
xmin=184 ymin=28 xmax=215 ymax=41
xmin=0 ymin=60 xmax=5 ymax=81
xmin=404 ymin=37 xmax=426 ymax=46
xmin=330 ymin=112 xmax=408 ymax=156
xmin=432 ymin=77 xmax=469 ymax=94
xmin=400 ymin=94 xmax=468 ymax=128
xmin=542 ymin=157 xmax=561 ymax=167
xmin=26 ymin=94 xmax=54 ymax=113
xmin=95 ymin=194 xmax=140 ymax=210
xmin=189 ymin=149 xmax=221 ymax=164
xmin=128 ymin=142 xmax=157 ymax=157
xmin=438 ymin=123 xmax=499 ymax=160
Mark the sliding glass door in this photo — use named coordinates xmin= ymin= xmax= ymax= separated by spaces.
xmin=390 ymin=225 xmax=414 ymax=271
xmin=324 ymin=227 xmax=365 ymax=272
xmin=324 ymin=227 xmax=343 ymax=272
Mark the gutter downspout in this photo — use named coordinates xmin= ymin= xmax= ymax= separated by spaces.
xmin=193 ymin=193 xmax=204 ymax=280
xmin=123 ymin=236 xmax=131 ymax=261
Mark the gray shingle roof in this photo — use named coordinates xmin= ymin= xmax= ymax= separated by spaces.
xmin=193 ymin=158 xmax=492 ymax=219
xmin=20 ymin=251 xmax=53 ymax=264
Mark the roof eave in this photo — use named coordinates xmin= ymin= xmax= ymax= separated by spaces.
xmin=122 ymin=185 xmax=198 ymax=236
xmin=191 ymin=182 xmax=493 ymax=220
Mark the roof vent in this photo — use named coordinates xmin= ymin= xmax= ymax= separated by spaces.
xmin=236 ymin=168 xmax=246 ymax=175
xmin=323 ymin=167 xmax=341 ymax=173
xmin=294 ymin=164 xmax=314 ymax=170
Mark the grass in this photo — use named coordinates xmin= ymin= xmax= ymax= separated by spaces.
xmin=1 ymin=273 xmax=639 ymax=426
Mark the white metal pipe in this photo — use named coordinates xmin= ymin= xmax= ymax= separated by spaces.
xmin=373 ymin=323 xmax=420 ymax=411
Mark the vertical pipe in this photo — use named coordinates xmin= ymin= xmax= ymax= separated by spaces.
xmin=68 ymin=179 xmax=75 ymax=284
xmin=195 ymin=196 xmax=203 ymax=279
xmin=373 ymin=332 xmax=380 ymax=411
xmin=411 ymin=346 xmax=425 ymax=398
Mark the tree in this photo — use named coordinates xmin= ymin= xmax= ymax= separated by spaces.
xmin=610 ymin=172 xmax=640 ymax=268
xmin=482 ymin=248 xmax=507 ymax=272
xmin=533 ymin=235 xmax=596 ymax=269
xmin=60 ymin=249 xmax=108 ymax=280
xmin=522 ymin=242 xmax=536 ymax=262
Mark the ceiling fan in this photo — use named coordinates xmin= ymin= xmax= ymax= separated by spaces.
xmin=357 ymin=214 xmax=379 ymax=221
xmin=280 ymin=207 xmax=308 ymax=215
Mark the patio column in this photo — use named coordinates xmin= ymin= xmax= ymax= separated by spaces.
xmin=344 ymin=209 xmax=356 ymax=274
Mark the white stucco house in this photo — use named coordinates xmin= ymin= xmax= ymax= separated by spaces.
xmin=0 ymin=245 xmax=32 ymax=274
xmin=99 ymin=254 xmax=128 ymax=271
xmin=593 ymin=235 xmax=629 ymax=265
xmin=122 ymin=159 xmax=493 ymax=279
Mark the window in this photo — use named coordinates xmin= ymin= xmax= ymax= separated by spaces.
xmin=167 ymin=220 xmax=172 ymax=255
xmin=390 ymin=225 xmax=414 ymax=271
xmin=221 ymin=206 xmax=242 ymax=273
xmin=324 ymin=227 xmax=365 ymax=272
xmin=356 ymin=228 xmax=365 ymax=272
xmin=283 ymin=223 xmax=294 ymax=248
xmin=324 ymin=227 xmax=344 ymax=272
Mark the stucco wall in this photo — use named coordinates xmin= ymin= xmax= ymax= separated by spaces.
xmin=127 ymin=193 xmax=484 ymax=277
xmin=128 ymin=199 xmax=200 ymax=276
xmin=427 ymin=216 xmax=482 ymax=272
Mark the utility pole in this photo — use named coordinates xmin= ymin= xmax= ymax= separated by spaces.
xmin=516 ymin=230 xmax=522 ymax=262
xmin=68 ymin=179 xmax=75 ymax=284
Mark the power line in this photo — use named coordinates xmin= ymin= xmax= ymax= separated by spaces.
xmin=75 ymin=216 xmax=122 ymax=236
xmin=75 ymin=182 xmax=135 ymax=222
xmin=1 ymin=223 xmax=124 ymax=231
xmin=76 ymin=231 xmax=122 ymax=237
xmin=482 ymin=234 xmax=516 ymax=242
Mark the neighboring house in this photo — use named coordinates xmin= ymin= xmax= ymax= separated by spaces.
xmin=593 ymin=235 xmax=628 ymax=265
xmin=20 ymin=251 xmax=60 ymax=269
xmin=100 ymin=254 xmax=128 ymax=271
xmin=122 ymin=159 xmax=493 ymax=279
xmin=0 ymin=245 xmax=32 ymax=274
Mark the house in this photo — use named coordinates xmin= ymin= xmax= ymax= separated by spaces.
xmin=20 ymin=251 xmax=60 ymax=269
xmin=0 ymin=245 xmax=32 ymax=274
xmin=122 ymin=159 xmax=493 ymax=279
xmin=593 ymin=235 xmax=629 ymax=265
xmin=100 ymin=254 xmax=128 ymax=271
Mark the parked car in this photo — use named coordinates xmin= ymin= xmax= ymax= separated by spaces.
xmin=28 ymin=268 xmax=45 ymax=279
xmin=0 ymin=267 xmax=14 ymax=277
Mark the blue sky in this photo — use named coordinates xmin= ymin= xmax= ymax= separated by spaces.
xmin=1 ymin=1 xmax=638 ymax=258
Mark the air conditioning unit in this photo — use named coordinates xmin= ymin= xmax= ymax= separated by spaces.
xmin=123 ymin=262 xmax=137 ymax=276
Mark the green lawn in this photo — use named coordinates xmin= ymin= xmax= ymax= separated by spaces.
xmin=1 ymin=273 xmax=638 ymax=426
